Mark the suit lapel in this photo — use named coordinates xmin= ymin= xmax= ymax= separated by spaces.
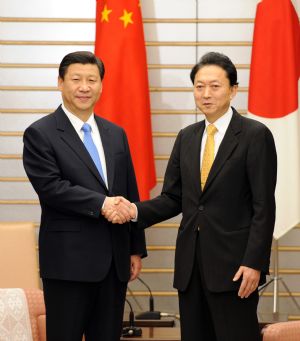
xmin=186 ymin=121 xmax=205 ymax=198
xmin=95 ymin=116 xmax=115 ymax=191
xmin=54 ymin=107 xmax=107 ymax=189
xmin=202 ymin=109 xmax=242 ymax=193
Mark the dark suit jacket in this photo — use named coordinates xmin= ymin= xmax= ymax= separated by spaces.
xmin=136 ymin=108 xmax=277 ymax=292
xmin=23 ymin=105 xmax=146 ymax=283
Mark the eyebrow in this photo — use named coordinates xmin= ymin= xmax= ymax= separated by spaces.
xmin=196 ymin=80 xmax=221 ymax=84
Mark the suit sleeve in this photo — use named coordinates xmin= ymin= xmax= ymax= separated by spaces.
xmin=135 ymin=130 xmax=183 ymax=229
xmin=121 ymin=130 xmax=147 ymax=257
xmin=242 ymin=125 xmax=277 ymax=272
xmin=23 ymin=124 xmax=106 ymax=218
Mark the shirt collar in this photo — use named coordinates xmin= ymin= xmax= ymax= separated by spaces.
xmin=61 ymin=104 xmax=97 ymax=134
xmin=204 ymin=107 xmax=233 ymax=135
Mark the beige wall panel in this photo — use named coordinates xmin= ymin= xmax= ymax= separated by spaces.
xmin=197 ymin=0 xmax=257 ymax=18
xmin=153 ymin=137 xmax=176 ymax=154
xmin=0 ymin=69 xmax=57 ymax=87
xmin=150 ymin=92 xmax=195 ymax=110
xmin=0 ymin=91 xmax=61 ymax=109
xmin=0 ymin=205 xmax=41 ymax=221
xmin=148 ymin=69 xmax=192 ymax=88
xmin=142 ymin=0 xmax=196 ymax=19
xmin=150 ymin=91 xmax=248 ymax=110
xmin=197 ymin=46 xmax=252 ymax=64
xmin=0 ymin=160 xmax=26 ymax=177
xmin=0 ymin=23 xmax=95 ymax=41
xmin=197 ymin=23 xmax=254 ymax=41
xmin=155 ymin=160 xmax=169 ymax=177
xmin=0 ymin=46 xmax=94 ymax=64
xmin=145 ymin=228 xmax=178 ymax=246
xmin=278 ymin=253 xmax=300 ymax=269
xmin=142 ymin=250 xmax=175 ymax=269
xmin=236 ymin=69 xmax=250 ymax=87
xmin=146 ymin=46 xmax=197 ymax=64
xmin=0 ymin=182 xmax=37 ymax=200
xmin=278 ymin=229 xmax=300 ymax=246
xmin=259 ymin=297 xmax=300 ymax=319
xmin=152 ymin=115 xmax=196 ymax=132
xmin=0 ymin=0 xmax=96 ymax=17
xmin=0 ymin=136 xmax=23 ymax=153
xmin=125 ymin=296 xmax=179 ymax=316
xmin=129 ymin=273 xmax=175 ymax=292
xmin=144 ymin=23 xmax=196 ymax=42
xmin=150 ymin=69 xmax=249 ymax=88
xmin=1 ymin=114 xmax=45 ymax=131
xmin=274 ymin=276 xmax=300 ymax=292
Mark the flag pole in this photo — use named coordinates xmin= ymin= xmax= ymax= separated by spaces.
xmin=259 ymin=237 xmax=300 ymax=320
xmin=272 ymin=239 xmax=279 ymax=319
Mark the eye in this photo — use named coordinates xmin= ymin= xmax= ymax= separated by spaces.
xmin=211 ymin=84 xmax=220 ymax=89
xmin=196 ymin=85 xmax=204 ymax=90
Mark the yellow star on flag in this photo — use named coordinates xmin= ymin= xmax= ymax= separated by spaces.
xmin=119 ymin=9 xmax=134 ymax=28
xmin=101 ymin=4 xmax=112 ymax=22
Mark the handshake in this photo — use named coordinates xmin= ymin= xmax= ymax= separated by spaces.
xmin=101 ymin=196 xmax=137 ymax=224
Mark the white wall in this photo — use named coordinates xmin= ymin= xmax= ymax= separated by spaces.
xmin=1 ymin=0 xmax=300 ymax=319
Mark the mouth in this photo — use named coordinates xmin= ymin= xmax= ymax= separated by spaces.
xmin=76 ymin=96 xmax=91 ymax=102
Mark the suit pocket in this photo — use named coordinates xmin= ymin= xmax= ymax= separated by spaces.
xmin=45 ymin=220 xmax=81 ymax=232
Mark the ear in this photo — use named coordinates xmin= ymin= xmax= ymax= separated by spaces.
xmin=57 ymin=76 xmax=63 ymax=91
xmin=230 ymin=84 xmax=238 ymax=100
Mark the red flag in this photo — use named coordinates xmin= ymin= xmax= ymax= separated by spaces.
xmin=248 ymin=0 xmax=300 ymax=238
xmin=94 ymin=0 xmax=156 ymax=200
xmin=248 ymin=0 xmax=300 ymax=118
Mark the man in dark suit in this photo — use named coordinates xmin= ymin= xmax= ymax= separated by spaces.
xmin=103 ymin=52 xmax=277 ymax=341
xmin=23 ymin=51 xmax=147 ymax=341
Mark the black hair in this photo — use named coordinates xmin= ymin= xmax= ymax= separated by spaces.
xmin=190 ymin=52 xmax=238 ymax=86
xmin=59 ymin=51 xmax=105 ymax=80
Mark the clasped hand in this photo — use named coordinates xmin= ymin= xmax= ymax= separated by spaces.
xmin=102 ymin=196 xmax=136 ymax=224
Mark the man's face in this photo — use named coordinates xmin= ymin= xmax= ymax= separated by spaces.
xmin=58 ymin=63 xmax=102 ymax=118
xmin=193 ymin=65 xmax=237 ymax=122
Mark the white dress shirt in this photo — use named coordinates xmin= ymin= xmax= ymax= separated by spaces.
xmin=62 ymin=104 xmax=108 ymax=188
xmin=200 ymin=107 xmax=233 ymax=168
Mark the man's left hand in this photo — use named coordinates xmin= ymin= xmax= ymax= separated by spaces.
xmin=130 ymin=255 xmax=142 ymax=281
xmin=233 ymin=266 xmax=261 ymax=298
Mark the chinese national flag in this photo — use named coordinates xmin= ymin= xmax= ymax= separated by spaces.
xmin=248 ymin=0 xmax=300 ymax=239
xmin=94 ymin=0 xmax=156 ymax=200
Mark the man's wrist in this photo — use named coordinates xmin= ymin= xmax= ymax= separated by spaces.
xmin=131 ymin=203 xmax=138 ymax=222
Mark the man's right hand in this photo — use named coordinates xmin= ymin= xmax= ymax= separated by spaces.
xmin=101 ymin=197 xmax=136 ymax=224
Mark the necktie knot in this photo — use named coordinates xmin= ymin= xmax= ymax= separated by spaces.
xmin=81 ymin=123 xmax=92 ymax=133
xmin=206 ymin=124 xmax=217 ymax=136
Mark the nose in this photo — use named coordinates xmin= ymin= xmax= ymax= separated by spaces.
xmin=79 ymin=80 xmax=89 ymax=91
xmin=203 ymin=86 xmax=211 ymax=98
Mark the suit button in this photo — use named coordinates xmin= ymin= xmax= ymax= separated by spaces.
xmin=88 ymin=211 xmax=94 ymax=216
xmin=194 ymin=225 xmax=201 ymax=232
xmin=198 ymin=205 xmax=204 ymax=211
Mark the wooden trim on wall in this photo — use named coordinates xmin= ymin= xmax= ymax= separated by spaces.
xmin=0 ymin=40 xmax=252 ymax=47
xmin=0 ymin=63 xmax=250 ymax=69
xmin=0 ymin=17 xmax=256 ymax=24
xmin=0 ymin=86 xmax=248 ymax=92
xmin=0 ymin=109 xmax=247 ymax=115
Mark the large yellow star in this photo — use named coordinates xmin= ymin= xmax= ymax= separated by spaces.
xmin=119 ymin=9 xmax=134 ymax=28
xmin=101 ymin=4 xmax=112 ymax=22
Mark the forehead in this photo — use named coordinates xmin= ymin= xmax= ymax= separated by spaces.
xmin=195 ymin=65 xmax=228 ymax=83
xmin=65 ymin=63 xmax=100 ymax=77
